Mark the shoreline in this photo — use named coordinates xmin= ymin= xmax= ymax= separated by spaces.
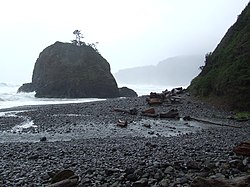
xmin=0 ymin=93 xmax=249 ymax=186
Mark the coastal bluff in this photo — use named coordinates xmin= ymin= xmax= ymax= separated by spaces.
xmin=18 ymin=41 xmax=137 ymax=98
xmin=188 ymin=3 xmax=250 ymax=111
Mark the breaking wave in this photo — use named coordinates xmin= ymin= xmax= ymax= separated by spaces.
xmin=0 ymin=83 xmax=104 ymax=109
xmin=0 ymin=82 xmax=181 ymax=109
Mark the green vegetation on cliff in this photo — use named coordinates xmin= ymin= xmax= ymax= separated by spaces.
xmin=188 ymin=3 xmax=250 ymax=111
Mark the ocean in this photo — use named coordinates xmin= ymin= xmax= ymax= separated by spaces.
xmin=0 ymin=82 xmax=180 ymax=110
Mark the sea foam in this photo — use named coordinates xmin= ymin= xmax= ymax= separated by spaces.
xmin=0 ymin=82 xmax=182 ymax=109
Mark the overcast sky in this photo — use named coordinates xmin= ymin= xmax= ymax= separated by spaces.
xmin=0 ymin=0 xmax=249 ymax=84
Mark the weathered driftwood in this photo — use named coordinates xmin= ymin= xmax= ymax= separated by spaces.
xmin=233 ymin=141 xmax=250 ymax=156
xmin=170 ymin=96 xmax=182 ymax=104
xmin=149 ymin=92 xmax=165 ymax=99
xmin=171 ymin=87 xmax=183 ymax=95
xmin=183 ymin=116 xmax=241 ymax=128
xmin=146 ymin=87 xmax=183 ymax=105
xmin=146 ymin=98 xmax=163 ymax=105
xmin=141 ymin=107 xmax=157 ymax=118
xmin=159 ymin=109 xmax=179 ymax=119
xmin=142 ymin=107 xmax=156 ymax=115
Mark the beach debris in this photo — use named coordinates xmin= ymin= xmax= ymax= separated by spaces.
xmin=183 ymin=116 xmax=241 ymax=128
xmin=141 ymin=107 xmax=158 ymax=118
xmin=191 ymin=175 xmax=250 ymax=187
xmin=45 ymin=169 xmax=79 ymax=187
xmin=233 ymin=141 xmax=250 ymax=156
xmin=149 ymin=91 xmax=166 ymax=99
xmin=117 ymin=120 xmax=128 ymax=128
xmin=146 ymin=87 xmax=184 ymax=105
xmin=171 ymin=87 xmax=184 ymax=95
xmin=146 ymin=97 xmax=163 ymax=105
xmin=170 ymin=96 xmax=182 ymax=104
xmin=142 ymin=107 xmax=156 ymax=115
xmin=113 ymin=107 xmax=138 ymax=115
xmin=159 ymin=109 xmax=179 ymax=119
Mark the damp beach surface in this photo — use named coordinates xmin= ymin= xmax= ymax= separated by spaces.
xmin=0 ymin=93 xmax=238 ymax=143
xmin=0 ymin=93 xmax=249 ymax=186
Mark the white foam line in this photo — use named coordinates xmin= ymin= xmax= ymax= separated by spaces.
xmin=11 ymin=120 xmax=37 ymax=133
xmin=0 ymin=110 xmax=32 ymax=117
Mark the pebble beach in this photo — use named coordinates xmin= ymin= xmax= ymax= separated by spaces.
xmin=0 ymin=92 xmax=249 ymax=186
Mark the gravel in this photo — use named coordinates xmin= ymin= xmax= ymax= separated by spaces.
xmin=0 ymin=93 xmax=249 ymax=186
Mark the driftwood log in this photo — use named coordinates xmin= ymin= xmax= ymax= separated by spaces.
xmin=159 ymin=109 xmax=179 ymax=119
xmin=233 ymin=141 xmax=250 ymax=156
xmin=146 ymin=98 xmax=163 ymax=105
xmin=146 ymin=87 xmax=183 ymax=105
xmin=141 ymin=107 xmax=158 ymax=118
xmin=183 ymin=116 xmax=241 ymax=128
xmin=142 ymin=107 xmax=156 ymax=114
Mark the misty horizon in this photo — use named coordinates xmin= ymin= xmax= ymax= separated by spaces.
xmin=0 ymin=0 xmax=249 ymax=84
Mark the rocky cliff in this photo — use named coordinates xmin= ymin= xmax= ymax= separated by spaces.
xmin=18 ymin=42 xmax=137 ymax=98
xmin=115 ymin=55 xmax=204 ymax=86
xmin=188 ymin=3 xmax=250 ymax=111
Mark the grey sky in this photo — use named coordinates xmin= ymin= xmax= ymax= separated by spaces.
xmin=0 ymin=0 xmax=249 ymax=84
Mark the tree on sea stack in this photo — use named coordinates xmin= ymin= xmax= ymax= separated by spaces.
xmin=71 ymin=29 xmax=85 ymax=46
xmin=71 ymin=30 xmax=100 ymax=53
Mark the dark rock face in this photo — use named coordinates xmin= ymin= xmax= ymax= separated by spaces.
xmin=17 ymin=83 xmax=35 ymax=93
xmin=119 ymin=87 xmax=138 ymax=97
xmin=28 ymin=41 xmax=121 ymax=98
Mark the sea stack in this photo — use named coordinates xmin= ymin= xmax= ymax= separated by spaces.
xmin=18 ymin=41 xmax=137 ymax=98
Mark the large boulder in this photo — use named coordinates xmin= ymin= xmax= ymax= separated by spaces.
xmin=20 ymin=41 xmax=122 ymax=98
xmin=118 ymin=87 xmax=138 ymax=97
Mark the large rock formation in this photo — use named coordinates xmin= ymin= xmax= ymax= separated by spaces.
xmin=18 ymin=41 xmax=136 ymax=98
xmin=188 ymin=3 xmax=250 ymax=111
